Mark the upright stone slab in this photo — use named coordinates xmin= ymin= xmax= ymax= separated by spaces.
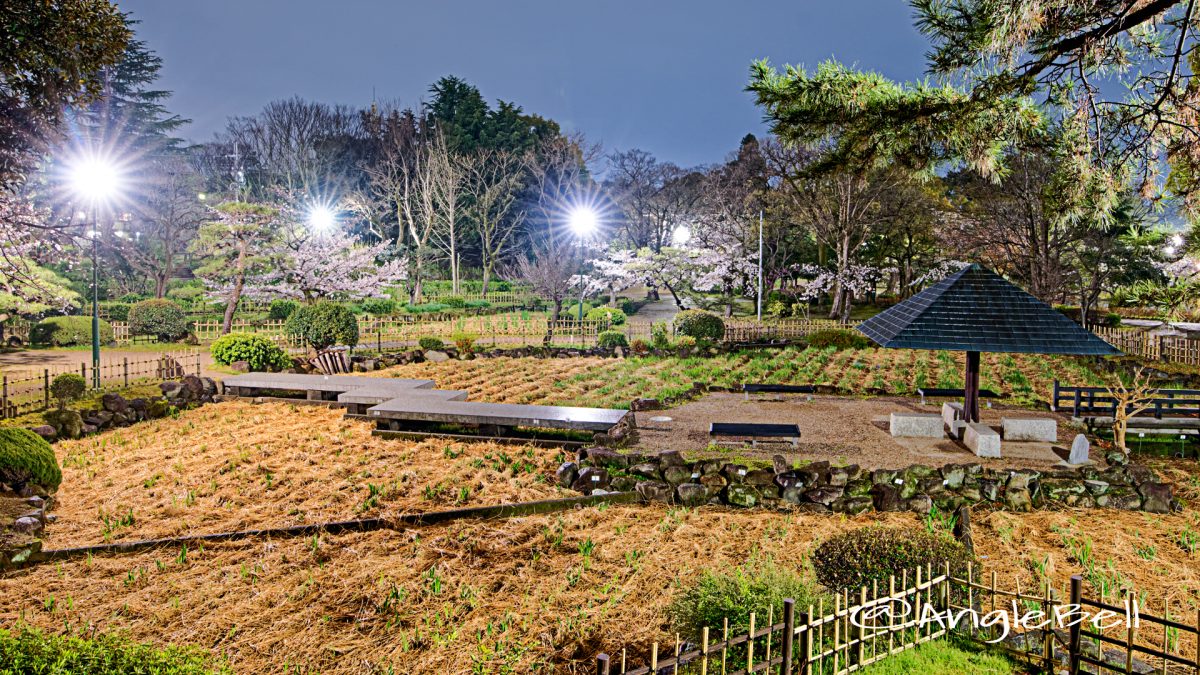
xmin=1001 ymin=417 xmax=1057 ymax=442
xmin=941 ymin=402 xmax=964 ymax=427
xmin=1068 ymin=434 xmax=1090 ymax=465
xmin=964 ymin=422 xmax=1001 ymax=458
xmin=889 ymin=413 xmax=944 ymax=438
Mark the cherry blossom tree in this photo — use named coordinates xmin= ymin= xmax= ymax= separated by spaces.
xmin=244 ymin=228 xmax=407 ymax=303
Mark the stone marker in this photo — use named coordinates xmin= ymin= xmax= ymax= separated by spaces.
xmin=941 ymin=402 xmax=964 ymax=428
xmin=1069 ymin=434 xmax=1090 ymax=465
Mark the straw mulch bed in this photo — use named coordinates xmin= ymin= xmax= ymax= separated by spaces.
xmin=46 ymin=401 xmax=569 ymax=548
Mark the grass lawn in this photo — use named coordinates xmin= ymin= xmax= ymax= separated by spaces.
xmin=858 ymin=639 xmax=1023 ymax=674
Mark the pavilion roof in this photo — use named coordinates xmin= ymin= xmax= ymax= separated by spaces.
xmin=855 ymin=264 xmax=1122 ymax=355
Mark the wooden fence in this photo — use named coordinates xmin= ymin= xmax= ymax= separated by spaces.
xmin=1090 ymin=325 xmax=1200 ymax=367
xmin=594 ymin=563 xmax=1199 ymax=675
xmin=0 ymin=350 xmax=201 ymax=419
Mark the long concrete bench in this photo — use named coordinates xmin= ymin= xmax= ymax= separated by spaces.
xmin=338 ymin=387 xmax=469 ymax=415
xmin=1001 ymin=417 xmax=1057 ymax=442
xmin=367 ymin=398 xmax=628 ymax=432
xmin=889 ymin=412 xmax=944 ymax=438
xmin=964 ymin=422 xmax=1001 ymax=458
xmin=222 ymin=373 xmax=434 ymax=400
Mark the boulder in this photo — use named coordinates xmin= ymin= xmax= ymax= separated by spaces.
xmin=424 ymin=350 xmax=450 ymax=363
xmin=1103 ymin=487 xmax=1142 ymax=510
xmin=629 ymin=463 xmax=662 ymax=480
xmin=1068 ymin=434 xmax=1091 ymax=465
xmin=803 ymin=486 xmax=844 ymax=506
xmin=635 ymin=480 xmax=673 ymax=503
xmin=845 ymin=478 xmax=873 ymax=497
xmin=663 ymin=465 xmax=695 ymax=486
xmin=1041 ymin=479 xmax=1087 ymax=502
xmin=555 ymin=462 xmax=578 ymax=488
xmin=30 ymin=425 xmax=56 ymax=441
xmin=904 ymin=495 xmax=933 ymax=514
xmin=725 ymin=484 xmax=759 ymax=508
xmin=1083 ymin=480 xmax=1109 ymax=496
xmin=1005 ymin=488 xmax=1033 ymax=512
xmin=42 ymin=409 xmax=82 ymax=439
xmin=941 ymin=464 xmax=967 ymax=489
xmin=1104 ymin=449 xmax=1129 ymax=466
xmin=871 ymin=484 xmax=903 ymax=512
xmin=230 ymin=360 xmax=251 ymax=373
xmin=12 ymin=516 xmax=41 ymax=534
xmin=744 ymin=469 xmax=776 ymax=487
xmin=571 ymin=467 xmax=609 ymax=493
xmin=159 ymin=381 xmax=184 ymax=399
xmin=660 ymin=450 xmax=686 ymax=467
xmin=147 ymin=398 xmax=171 ymax=418
xmin=630 ymin=398 xmax=662 ymax=411
xmin=584 ymin=447 xmax=628 ymax=469
xmin=722 ymin=464 xmax=750 ymax=484
xmin=100 ymin=393 xmax=129 ymax=414
xmin=676 ymin=483 xmax=709 ymax=507
xmin=1138 ymin=482 xmax=1173 ymax=513
xmin=834 ymin=497 xmax=874 ymax=515
xmin=611 ymin=476 xmax=637 ymax=492
xmin=699 ymin=474 xmax=727 ymax=490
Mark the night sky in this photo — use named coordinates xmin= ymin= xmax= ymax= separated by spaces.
xmin=116 ymin=1 xmax=928 ymax=166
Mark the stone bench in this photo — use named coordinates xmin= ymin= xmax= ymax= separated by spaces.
xmin=1001 ymin=417 xmax=1057 ymax=442
xmin=941 ymin=402 xmax=966 ymax=439
xmin=964 ymin=422 xmax=1001 ymax=458
xmin=889 ymin=413 xmax=944 ymax=438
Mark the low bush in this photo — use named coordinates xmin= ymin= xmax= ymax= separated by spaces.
xmin=674 ymin=310 xmax=725 ymax=341
xmin=285 ymin=301 xmax=359 ymax=351
xmin=629 ymin=338 xmax=652 ymax=355
xmin=465 ymin=299 xmax=491 ymax=308
xmin=50 ymin=373 xmax=87 ymax=410
xmin=128 ymin=299 xmax=188 ymax=341
xmin=452 ymin=332 xmax=477 ymax=354
xmin=359 ymin=298 xmax=397 ymax=315
xmin=651 ymin=321 xmax=671 ymax=350
xmin=0 ymin=428 xmax=62 ymax=492
xmin=100 ymin=301 xmax=131 ymax=321
xmin=617 ymin=297 xmax=637 ymax=315
xmin=443 ymin=295 xmax=467 ymax=308
xmin=668 ymin=556 xmax=829 ymax=639
xmin=118 ymin=292 xmax=145 ymax=303
xmin=0 ymin=625 xmax=227 ymax=674
xmin=268 ymin=299 xmax=300 ymax=321
xmin=210 ymin=333 xmax=292 ymax=371
xmin=597 ymin=330 xmax=629 ymax=349
xmin=418 ymin=336 xmax=445 ymax=351
xmin=586 ymin=306 xmax=627 ymax=326
xmin=404 ymin=302 xmax=450 ymax=314
xmin=30 ymin=316 xmax=114 ymax=347
xmin=674 ymin=335 xmax=698 ymax=355
xmin=811 ymin=526 xmax=975 ymax=592
xmin=806 ymin=328 xmax=870 ymax=350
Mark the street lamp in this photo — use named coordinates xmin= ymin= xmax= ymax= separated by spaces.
xmin=672 ymin=224 xmax=691 ymax=247
xmin=69 ymin=156 xmax=121 ymax=390
xmin=567 ymin=206 xmax=599 ymax=323
xmin=308 ymin=204 xmax=336 ymax=232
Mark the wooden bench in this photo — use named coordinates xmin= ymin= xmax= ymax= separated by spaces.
xmin=917 ymin=387 xmax=999 ymax=406
xmin=709 ymin=422 xmax=801 ymax=448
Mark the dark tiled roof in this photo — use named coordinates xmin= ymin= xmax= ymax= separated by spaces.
xmin=856 ymin=264 xmax=1121 ymax=355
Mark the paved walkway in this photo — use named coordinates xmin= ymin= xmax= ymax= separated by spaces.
xmin=629 ymin=286 xmax=684 ymax=322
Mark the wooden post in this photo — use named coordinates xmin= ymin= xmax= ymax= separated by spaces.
xmin=748 ymin=612 xmax=755 ymax=672
xmin=596 ymin=653 xmax=610 ymax=675
xmin=1 ymin=375 xmax=7 ymax=420
xmin=1069 ymin=575 xmax=1082 ymax=675
xmin=43 ymin=369 xmax=49 ymax=408
xmin=700 ymin=626 xmax=709 ymax=675
xmin=964 ymin=350 xmax=981 ymax=422
xmin=797 ymin=611 xmax=810 ymax=675
xmin=782 ymin=599 xmax=795 ymax=675
xmin=123 ymin=357 xmax=129 ymax=387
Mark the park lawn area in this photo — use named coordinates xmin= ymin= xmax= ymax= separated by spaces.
xmin=374 ymin=347 xmax=1110 ymax=409
xmin=857 ymin=638 xmax=1023 ymax=674
xmin=0 ymin=402 xmax=1196 ymax=673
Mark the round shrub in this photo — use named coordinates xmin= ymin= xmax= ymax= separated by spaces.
xmin=268 ymin=299 xmax=300 ymax=321
xmin=360 ymin=298 xmax=397 ymax=315
xmin=0 ymin=427 xmax=62 ymax=492
xmin=418 ymin=336 xmax=445 ymax=351
xmin=651 ymin=322 xmax=671 ymax=350
xmin=597 ymin=330 xmax=629 ymax=349
xmin=128 ymin=299 xmax=188 ymax=341
xmin=30 ymin=316 xmax=114 ymax=347
xmin=50 ymin=373 xmax=87 ymax=410
xmin=629 ymin=338 xmax=652 ymax=356
xmin=811 ymin=526 xmax=975 ymax=592
xmin=118 ymin=293 xmax=144 ymax=303
xmin=285 ymin=302 xmax=359 ymax=351
xmin=617 ymin=297 xmax=636 ymax=315
xmin=673 ymin=310 xmax=725 ymax=341
xmin=100 ymin=302 xmax=131 ymax=322
xmin=586 ymin=306 xmax=627 ymax=326
xmin=210 ymin=332 xmax=292 ymax=372
xmin=452 ymin=332 xmax=477 ymax=354
xmin=806 ymin=328 xmax=870 ymax=350
xmin=442 ymin=295 xmax=467 ymax=308
xmin=674 ymin=335 xmax=697 ymax=355
xmin=669 ymin=557 xmax=829 ymax=639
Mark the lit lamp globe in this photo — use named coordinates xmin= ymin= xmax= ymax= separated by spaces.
xmin=568 ymin=206 xmax=599 ymax=238
xmin=70 ymin=158 xmax=119 ymax=204
xmin=309 ymin=205 xmax=336 ymax=232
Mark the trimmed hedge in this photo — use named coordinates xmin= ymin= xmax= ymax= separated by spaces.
xmin=268 ymin=299 xmax=300 ymax=321
xmin=597 ymin=330 xmax=629 ymax=349
xmin=49 ymin=373 xmax=86 ymax=410
xmin=359 ymin=298 xmax=397 ymax=315
xmin=418 ymin=336 xmax=445 ymax=351
xmin=0 ymin=428 xmax=62 ymax=492
xmin=673 ymin=310 xmax=725 ymax=341
xmin=806 ymin=328 xmax=870 ymax=350
xmin=30 ymin=316 xmax=114 ymax=347
xmin=210 ymin=333 xmax=292 ymax=372
xmin=586 ymin=306 xmax=627 ymax=326
xmin=0 ymin=625 xmax=227 ymax=674
xmin=100 ymin=301 xmax=131 ymax=321
xmin=285 ymin=302 xmax=359 ymax=351
xmin=811 ymin=526 xmax=975 ymax=591
xmin=128 ymin=299 xmax=188 ymax=341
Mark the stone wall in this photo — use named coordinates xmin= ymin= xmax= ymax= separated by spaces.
xmin=560 ymin=447 xmax=1179 ymax=515
xmin=32 ymin=375 xmax=218 ymax=442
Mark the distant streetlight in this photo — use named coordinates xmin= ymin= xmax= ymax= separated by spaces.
xmin=68 ymin=155 xmax=122 ymax=389
xmin=671 ymin=225 xmax=691 ymax=246
xmin=567 ymin=206 xmax=600 ymax=324
xmin=309 ymin=204 xmax=336 ymax=232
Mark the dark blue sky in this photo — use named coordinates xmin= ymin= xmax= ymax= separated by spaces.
xmin=117 ymin=1 xmax=928 ymax=167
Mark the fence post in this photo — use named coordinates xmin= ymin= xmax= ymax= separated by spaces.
xmin=1 ymin=375 xmax=7 ymax=420
xmin=595 ymin=653 xmax=609 ymax=675
xmin=43 ymin=369 xmax=49 ymax=408
xmin=195 ymin=351 xmax=201 ymax=377
xmin=782 ymin=598 xmax=795 ymax=675
xmin=1068 ymin=575 xmax=1082 ymax=675
xmin=123 ymin=357 xmax=129 ymax=387
xmin=797 ymin=612 xmax=810 ymax=675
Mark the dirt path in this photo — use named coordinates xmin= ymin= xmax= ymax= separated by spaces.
xmin=0 ymin=348 xmax=221 ymax=378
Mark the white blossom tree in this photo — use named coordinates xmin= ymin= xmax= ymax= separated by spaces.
xmin=243 ymin=228 xmax=407 ymax=303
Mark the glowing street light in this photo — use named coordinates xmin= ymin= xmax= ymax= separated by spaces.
xmin=68 ymin=155 xmax=122 ymax=390
xmin=566 ymin=205 xmax=601 ymax=324
xmin=308 ymin=204 xmax=336 ymax=232
xmin=672 ymin=224 xmax=691 ymax=246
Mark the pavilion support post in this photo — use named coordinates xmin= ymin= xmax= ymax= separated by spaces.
xmin=964 ymin=350 xmax=980 ymax=423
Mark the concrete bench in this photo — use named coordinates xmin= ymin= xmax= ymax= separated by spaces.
xmin=889 ymin=413 xmax=944 ymax=438
xmin=1001 ymin=417 xmax=1057 ymax=442
xmin=964 ymin=422 xmax=1001 ymax=458
xmin=338 ymin=387 xmax=468 ymax=415
xmin=941 ymin=402 xmax=966 ymax=440
xmin=367 ymin=399 xmax=628 ymax=433
xmin=709 ymin=422 xmax=801 ymax=447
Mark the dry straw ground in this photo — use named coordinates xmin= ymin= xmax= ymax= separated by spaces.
xmin=0 ymin=401 xmax=1196 ymax=673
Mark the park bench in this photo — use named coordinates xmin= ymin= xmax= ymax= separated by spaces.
xmin=742 ymin=383 xmax=816 ymax=397
xmin=709 ymin=422 xmax=801 ymax=448
xmin=917 ymin=387 xmax=999 ymax=406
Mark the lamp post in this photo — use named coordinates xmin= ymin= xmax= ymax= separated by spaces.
xmin=567 ymin=206 xmax=599 ymax=325
xmin=757 ymin=209 xmax=764 ymax=322
xmin=69 ymin=158 xmax=119 ymax=390
xmin=308 ymin=204 xmax=336 ymax=233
